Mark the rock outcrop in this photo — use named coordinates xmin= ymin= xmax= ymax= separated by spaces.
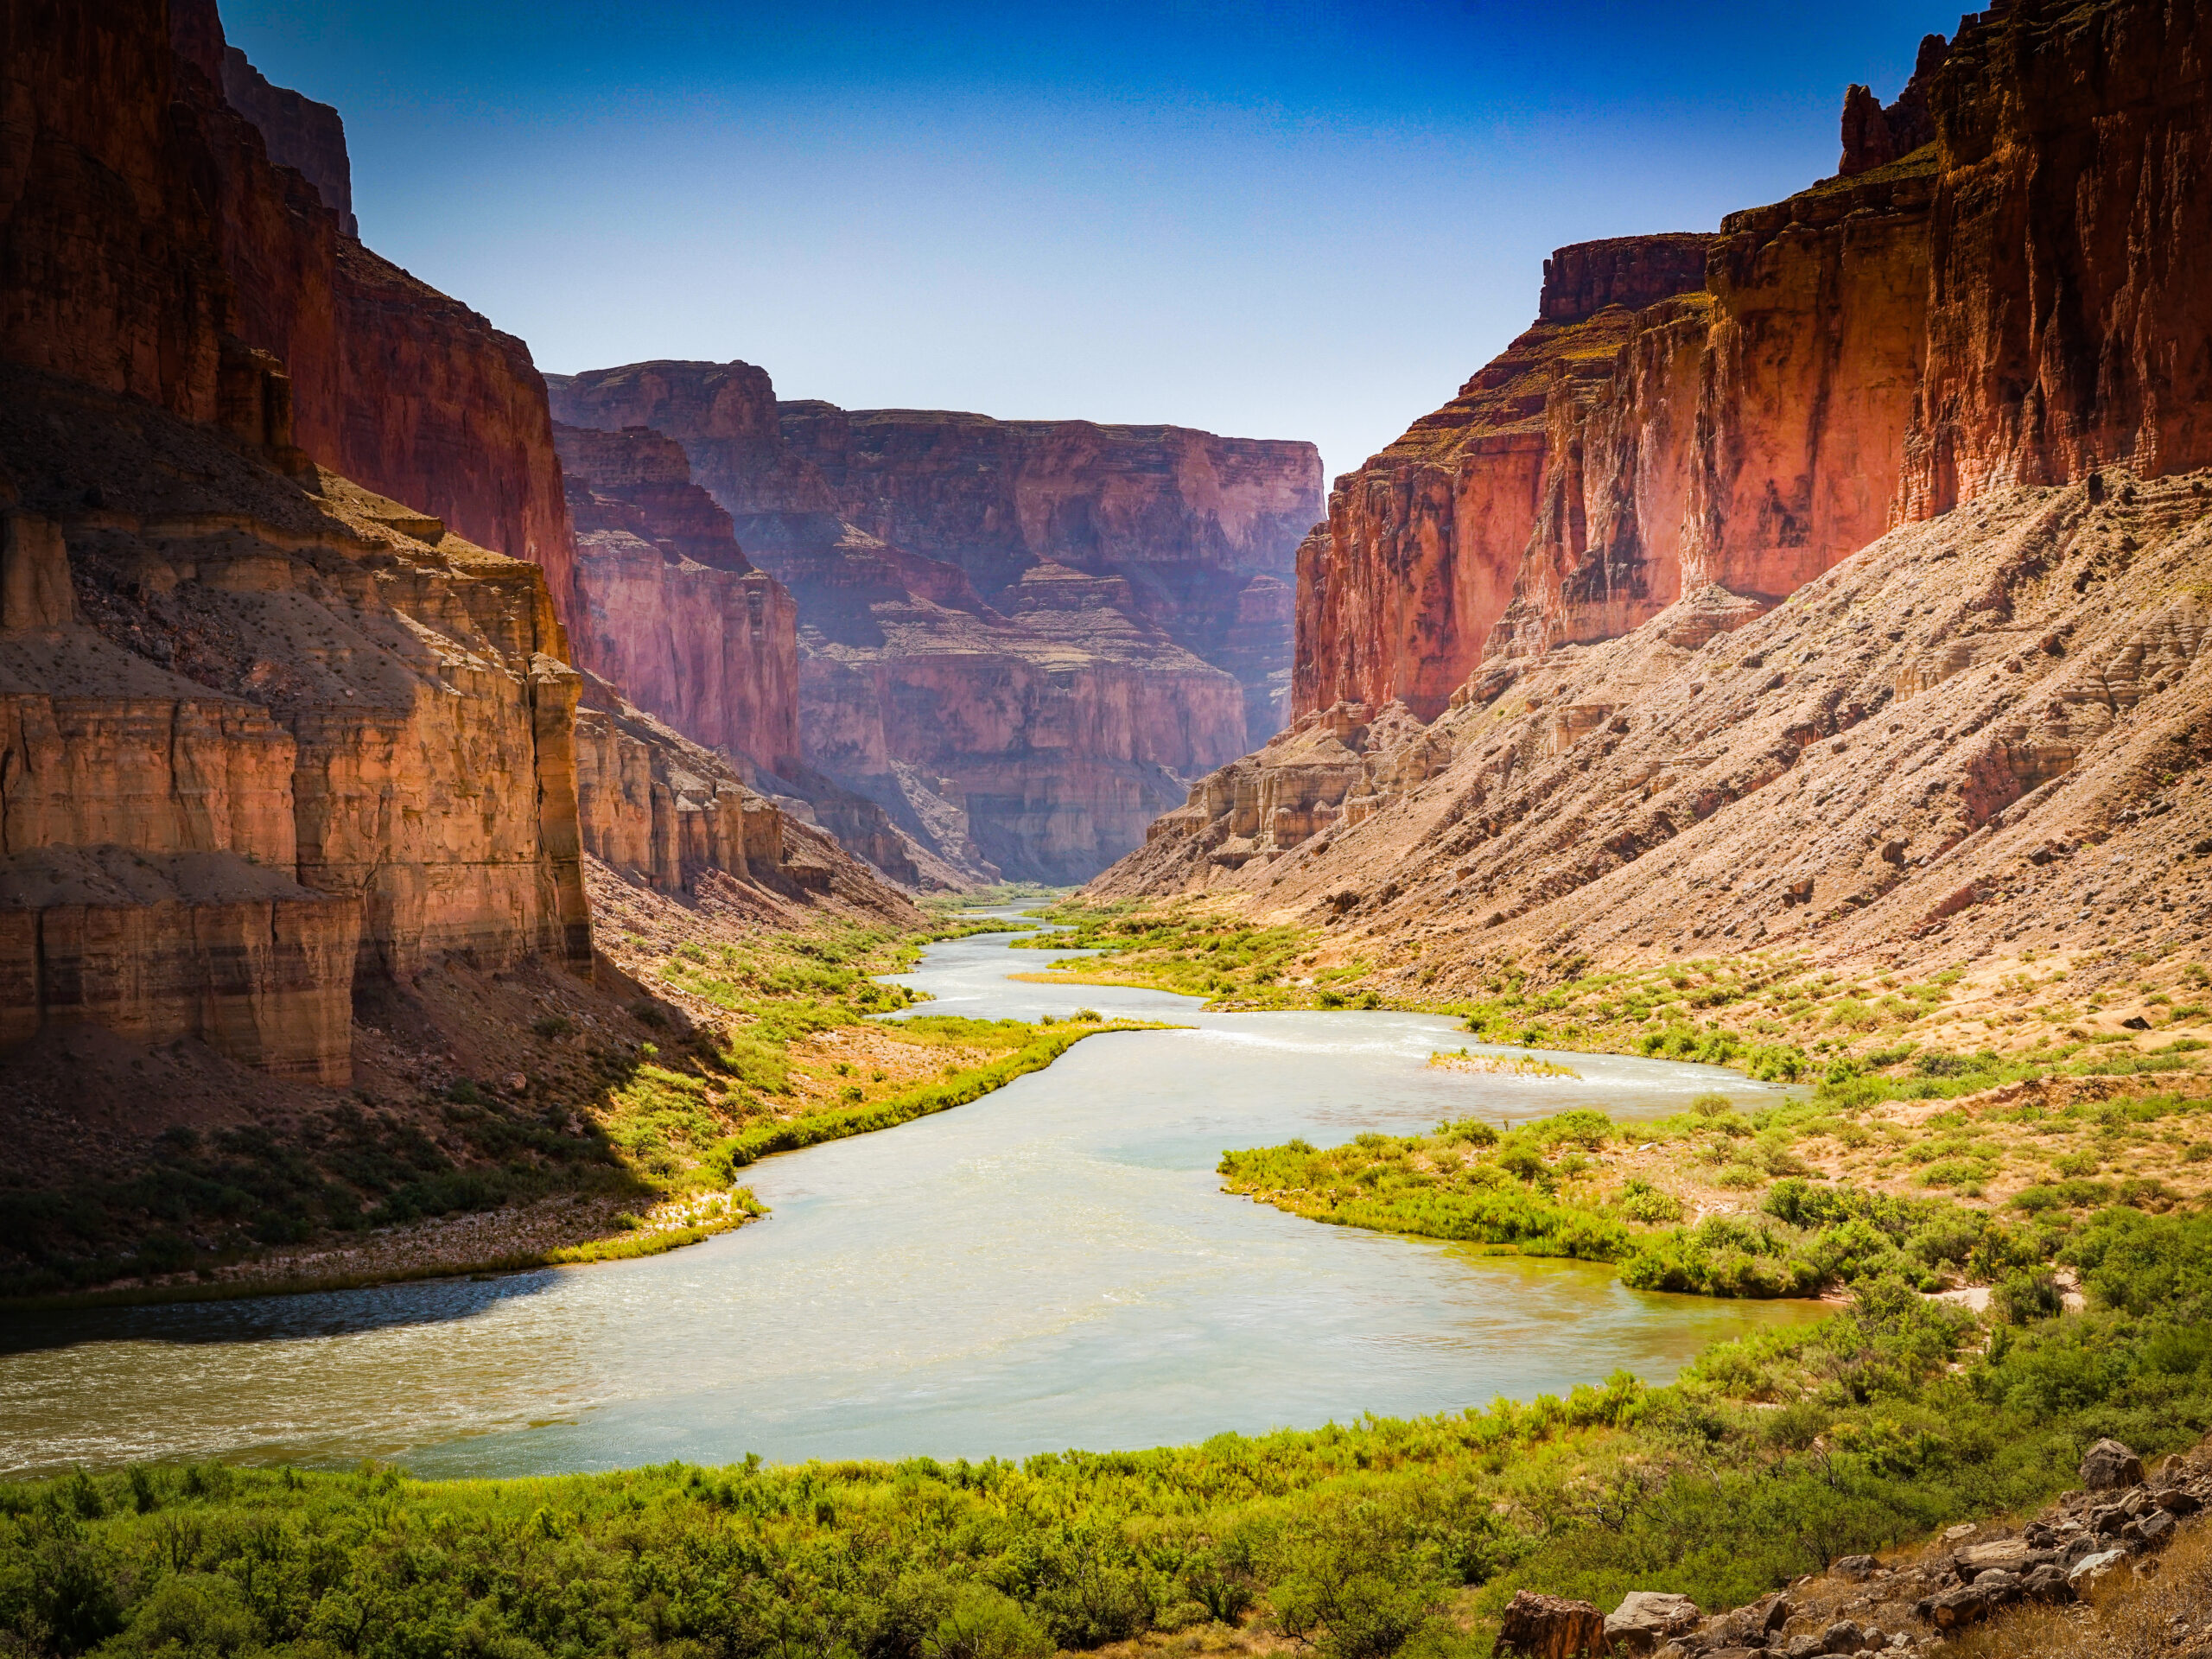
xmin=164 ymin=0 xmax=583 ymax=632
xmin=776 ymin=402 xmax=1320 ymax=738
xmin=1294 ymin=0 xmax=2212 ymax=734
xmin=1 ymin=366 xmax=587 ymax=1084
xmin=551 ymin=362 xmax=1263 ymax=882
xmin=1109 ymin=0 xmax=2212 ymax=982
xmin=1294 ymin=235 xmax=1713 ymax=721
xmin=1132 ymin=0 xmax=2212 ymax=982
xmin=555 ymin=421 xmax=802 ymax=775
xmin=0 ymin=0 xmax=907 ymax=1090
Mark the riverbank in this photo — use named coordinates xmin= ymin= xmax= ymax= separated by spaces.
xmin=1218 ymin=1063 xmax=2212 ymax=1290
xmin=0 ymin=883 xmax=1135 ymax=1309
xmin=5 ymin=1202 xmax=2208 ymax=1659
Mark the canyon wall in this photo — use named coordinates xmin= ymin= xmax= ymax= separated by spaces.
xmin=551 ymin=363 xmax=1259 ymax=882
xmin=1112 ymin=0 xmax=2212 ymax=983
xmin=0 ymin=367 xmax=588 ymax=1083
xmin=1293 ymin=235 xmax=1713 ymax=721
xmin=166 ymin=0 xmax=582 ymax=633
xmin=0 ymin=0 xmax=904 ymax=1085
xmin=555 ymin=421 xmax=802 ymax=775
xmin=776 ymin=403 xmax=1320 ymax=738
xmin=1294 ymin=0 xmax=2209 ymax=728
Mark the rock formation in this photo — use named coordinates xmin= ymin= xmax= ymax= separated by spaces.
xmin=166 ymin=0 xmax=584 ymax=633
xmin=1 ymin=366 xmax=586 ymax=1084
xmin=776 ymin=402 xmax=1320 ymax=738
xmin=551 ymin=363 xmax=1274 ymax=882
xmin=1294 ymin=234 xmax=1713 ymax=721
xmin=555 ymin=421 xmax=802 ymax=774
xmin=0 ymin=0 xmax=906 ymax=1090
xmin=1108 ymin=0 xmax=2212 ymax=982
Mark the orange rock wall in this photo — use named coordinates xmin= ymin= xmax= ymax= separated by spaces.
xmin=1902 ymin=0 xmax=2212 ymax=512
xmin=165 ymin=0 xmax=583 ymax=634
xmin=556 ymin=422 xmax=804 ymax=773
xmin=1293 ymin=0 xmax=2212 ymax=719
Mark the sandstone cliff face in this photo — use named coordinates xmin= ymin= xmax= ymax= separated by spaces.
xmin=0 ymin=368 xmax=588 ymax=1083
xmin=1901 ymin=0 xmax=2212 ymax=514
xmin=1294 ymin=0 xmax=2212 ymax=729
xmin=776 ymin=402 xmax=1320 ymax=736
xmin=162 ymin=0 xmax=582 ymax=632
xmin=217 ymin=44 xmax=357 ymax=238
xmin=555 ymin=421 xmax=803 ymax=775
xmin=1294 ymin=237 xmax=1712 ymax=720
xmin=552 ymin=361 xmax=1256 ymax=882
xmin=0 ymin=0 xmax=903 ymax=1088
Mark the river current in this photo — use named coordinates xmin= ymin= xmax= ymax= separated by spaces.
xmin=0 ymin=918 xmax=1822 ymax=1477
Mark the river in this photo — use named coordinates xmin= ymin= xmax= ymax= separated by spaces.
xmin=0 ymin=918 xmax=1823 ymax=1477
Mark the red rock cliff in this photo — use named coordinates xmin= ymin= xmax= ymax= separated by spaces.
xmin=555 ymin=421 xmax=803 ymax=776
xmin=1294 ymin=0 xmax=2212 ymax=726
xmin=1901 ymin=0 xmax=2212 ymax=513
xmin=1294 ymin=235 xmax=1713 ymax=720
xmin=552 ymin=361 xmax=1254 ymax=883
xmin=775 ymin=403 xmax=1320 ymax=738
xmin=162 ymin=0 xmax=582 ymax=634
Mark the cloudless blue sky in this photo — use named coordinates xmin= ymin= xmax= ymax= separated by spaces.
xmin=222 ymin=0 xmax=1963 ymax=486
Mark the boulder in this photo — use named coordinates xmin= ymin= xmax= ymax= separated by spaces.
xmin=1605 ymin=1592 xmax=1700 ymax=1655
xmin=1955 ymin=1540 xmax=2037 ymax=1579
xmin=1827 ymin=1555 xmax=1880 ymax=1582
xmin=2068 ymin=1548 xmax=2127 ymax=1592
xmin=2080 ymin=1440 xmax=2144 ymax=1491
xmin=2157 ymin=1487 xmax=2203 ymax=1515
xmin=2021 ymin=1563 xmax=2072 ymax=1602
xmin=1497 ymin=1590 xmax=1610 ymax=1657
xmin=2137 ymin=1510 xmax=2177 ymax=1548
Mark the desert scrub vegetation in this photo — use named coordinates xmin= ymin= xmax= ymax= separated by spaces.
xmin=1221 ymin=1072 xmax=2212 ymax=1297
xmin=1014 ymin=901 xmax=1328 ymax=1007
xmin=8 ymin=1208 xmax=2212 ymax=1659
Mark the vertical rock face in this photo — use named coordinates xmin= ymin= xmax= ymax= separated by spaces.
xmin=1296 ymin=0 xmax=2212 ymax=732
xmin=160 ymin=0 xmax=582 ymax=633
xmin=0 ymin=0 xmax=906 ymax=1084
xmin=552 ymin=362 xmax=1261 ymax=882
xmin=554 ymin=421 xmax=803 ymax=774
xmin=775 ymin=402 xmax=1320 ymax=735
xmin=0 ymin=368 xmax=590 ymax=1082
xmin=1295 ymin=236 xmax=1713 ymax=720
xmin=0 ymin=0 xmax=227 ymax=423
xmin=1901 ymin=0 xmax=2212 ymax=514
xmin=216 ymin=46 xmax=357 ymax=237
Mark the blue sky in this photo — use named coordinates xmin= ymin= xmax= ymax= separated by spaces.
xmin=222 ymin=0 xmax=1962 ymax=486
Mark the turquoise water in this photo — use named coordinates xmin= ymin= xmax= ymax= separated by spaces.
xmin=0 ymin=921 xmax=1821 ymax=1477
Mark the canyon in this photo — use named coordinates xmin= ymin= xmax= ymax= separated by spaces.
xmin=1106 ymin=0 xmax=2212 ymax=996
xmin=550 ymin=363 xmax=1319 ymax=883
xmin=0 ymin=0 xmax=909 ymax=1142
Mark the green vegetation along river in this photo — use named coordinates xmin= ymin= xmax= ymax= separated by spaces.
xmin=0 ymin=918 xmax=1822 ymax=1477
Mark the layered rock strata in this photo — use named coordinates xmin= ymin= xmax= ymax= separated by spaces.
xmin=0 ymin=0 xmax=903 ymax=1087
xmin=550 ymin=363 xmax=1259 ymax=882
xmin=1114 ymin=0 xmax=2212 ymax=980
xmin=554 ymin=421 xmax=802 ymax=774
xmin=0 ymin=367 xmax=588 ymax=1083
xmin=775 ymin=402 xmax=1320 ymax=737
xmin=1105 ymin=467 xmax=2212 ymax=981
xmin=1294 ymin=0 xmax=2212 ymax=729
